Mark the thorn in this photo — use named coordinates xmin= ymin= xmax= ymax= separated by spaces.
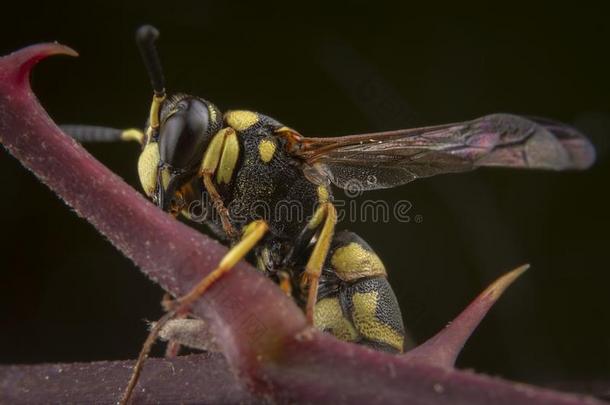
xmin=1 ymin=43 xmax=78 ymax=86
xmin=486 ymin=264 xmax=529 ymax=300
xmin=403 ymin=264 xmax=529 ymax=368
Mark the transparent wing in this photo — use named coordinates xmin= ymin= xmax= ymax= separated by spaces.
xmin=295 ymin=113 xmax=595 ymax=190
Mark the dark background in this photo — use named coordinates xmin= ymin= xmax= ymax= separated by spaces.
xmin=1 ymin=0 xmax=608 ymax=390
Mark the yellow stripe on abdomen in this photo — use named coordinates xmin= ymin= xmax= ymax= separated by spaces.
xmin=351 ymin=291 xmax=404 ymax=352
xmin=314 ymin=297 xmax=359 ymax=342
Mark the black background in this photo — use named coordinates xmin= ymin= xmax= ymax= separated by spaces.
xmin=1 ymin=0 xmax=609 ymax=389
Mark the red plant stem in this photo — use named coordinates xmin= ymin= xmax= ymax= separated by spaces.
xmin=0 ymin=43 xmax=606 ymax=405
xmin=0 ymin=43 xmax=307 ymax=389
xmin=0 ymin=354 xmax=260 ymax=404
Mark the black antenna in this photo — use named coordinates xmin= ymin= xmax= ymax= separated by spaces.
xmin=135 ymin=25 xmax=165 ymax=97
xmin=61 ymin=125 xmax=123 ymax=142
xmin=61 ymin=125 xmax=144 ymax=144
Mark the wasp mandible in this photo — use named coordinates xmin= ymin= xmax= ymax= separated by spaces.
xmin=62 ymin=25 xmax=596 ymax=404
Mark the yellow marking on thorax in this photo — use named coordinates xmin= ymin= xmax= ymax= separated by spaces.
xmin=224 ymin=110 xmax=259 ymax=131
xmin=137 ymin=142 xmax=160 ymax=196
xmin=331 ymin=242 xmax=386 ymax=281
xmin=314 ymin=297 xmax=359 ymax=342
xmin=352 ymin=291 xmax=404 ymax=352
xmin=258 ymin=138 xmax=277 ymax=163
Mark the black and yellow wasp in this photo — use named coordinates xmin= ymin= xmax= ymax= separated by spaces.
xmin=63 ymin=26 xmax=595 ymax=402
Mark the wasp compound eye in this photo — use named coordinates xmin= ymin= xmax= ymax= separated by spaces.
xmin=159 ymin=97 xmax=219 ymax=171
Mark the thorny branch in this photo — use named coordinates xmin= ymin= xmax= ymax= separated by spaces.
xmin=0 ymin=43 xmax=606 ymax=404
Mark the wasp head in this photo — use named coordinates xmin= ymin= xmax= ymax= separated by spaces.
xmin=137 ymin=94 xmax=222 ymax=214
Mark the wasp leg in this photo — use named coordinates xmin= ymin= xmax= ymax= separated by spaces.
xmin=160 ymin=293 xmax=190 ymax=358
xmin=278 ymin=271 xmax=293 ymax=296
xmin=314 ymin=230 xmax=405 ymax=353
xmin=163 ymin=327 xmax=183 ymax=357
xmin=202 ymin=174 xmax=236 ymax=238
xmin=120 ymin=220 xmax=268 ymax=405
xmin=299 ymin=202 xmax=337 ymax=324
xmin=200 ymin=127 xmax=240 ymax=239
xmin=157 ymin=318 xmax=220 ymax=352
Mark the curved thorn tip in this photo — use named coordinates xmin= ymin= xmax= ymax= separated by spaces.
xmin=0 ymin=43 xmax=78 ymax=85
xmin=487 ymin=263 xmax=529 ymax=300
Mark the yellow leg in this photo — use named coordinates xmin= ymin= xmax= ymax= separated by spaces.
xmin=300 ymin=202 xmax=337 ymax=325
xmin=199 ymin=127 xmax=241 ymax=240
xmin=120 ymin=220 xmax=268 ymax=405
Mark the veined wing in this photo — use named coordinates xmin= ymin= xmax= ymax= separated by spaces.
xmin=294 ymin=114 xmax=595 ymax=190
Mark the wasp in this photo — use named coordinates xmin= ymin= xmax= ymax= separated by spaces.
xmin=62 ymin=25 xmax=595 ymax=403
